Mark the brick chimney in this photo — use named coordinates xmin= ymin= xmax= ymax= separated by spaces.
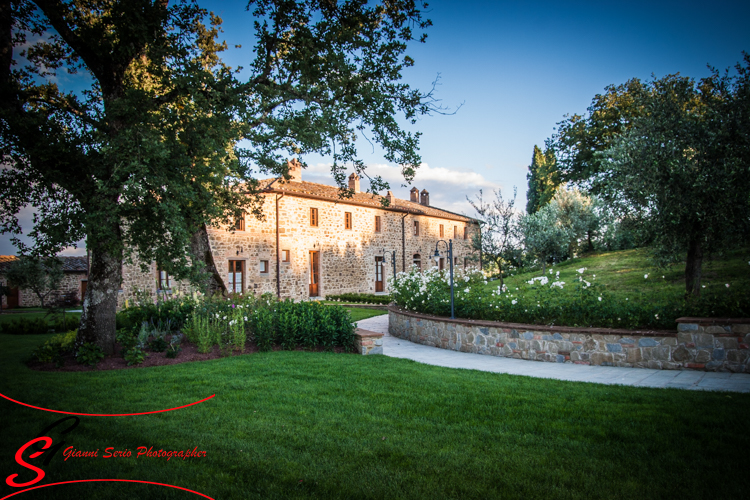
xmin=420 ymin=189 xmax=430 ymax=206
xmin=410 ymin=187 xmax=419 ymax=202
xmin=286 ymin=158 xmax=302 ymax=182
xmin=386 ymin=190 xmax=395 ymax=206
xmin=348 ymin=172 xmax=361 ymax=193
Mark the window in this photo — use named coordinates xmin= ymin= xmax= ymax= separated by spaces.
xmin=235 ymin=212 xmax=245 ymax=231
xmin=310 ymin=207 xmax=319 ymax=227
xmin=439 ymin=224 xmax=444 ymax=237
xmin=157 ymin=268 xmax=171 ymax=290
xmin=412 ymin=253 xmax=421 ymax=271
xmin=413 ymin=220 xmax=419 ymax=236
xmin=345 ymin=211 xmax=352 ymax=230
xmin=454 ymin=226 xmax=458 ymax=238
xmin=454 ymin=257 xmax=458 ymax=267
xmin=464 ymin=226 xmax=468 ymax=240
xmin=464 ymin=257 xmax=469 ymax=268
xmin=375 ymin=216 xmax=381 ymax=233
xmin=439 ymin=257 xmax=445 ymax=271
xmin=260 ymin=260 xmax=269 ymax=274
xmin=282 ymin=250 xmax=290 ymax=262
xmin=228 ymin=260 xmax=244 ymax=294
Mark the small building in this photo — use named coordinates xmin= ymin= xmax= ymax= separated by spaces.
xmin=119 ymin=161 xmax=480 ymax=307
xmin=0 ymin=255 xmax=89 ymax=309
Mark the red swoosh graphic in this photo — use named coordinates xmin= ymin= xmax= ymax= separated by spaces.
xmin=0 ymin=392 xmax=215 ymax=416
xmin=0 ymin=479 xmax=214 ymax=499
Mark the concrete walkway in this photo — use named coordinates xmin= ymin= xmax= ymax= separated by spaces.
xmin=356 ymin=314 xmax=750 ymax=393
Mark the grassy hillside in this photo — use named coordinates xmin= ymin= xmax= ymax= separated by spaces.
xmin=482 ymin=246 xmax=750 ymax=302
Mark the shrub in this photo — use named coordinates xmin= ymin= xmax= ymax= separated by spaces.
xmin=31 ymin=330 xmax=77 ymax=366
xmin=123 ymin=346 xmax=145 ymax=366
xmin=326 ymin=293 xmax=391 ymax=304
xmin=75 ymin=342 xmax=104 ymax=367
xmin=0 ymin=315 xmax=78 ymax=335
xmin=390 ymin=266 xmax=750 ymax=329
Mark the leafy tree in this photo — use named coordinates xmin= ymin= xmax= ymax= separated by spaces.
xmin=525 ymin=144 xmax=560 ymax=213
xmin=519 ymin=203 xmax=570 ymax=276
xmin=552 ymin=78 xmax=647 ymax=192
xmin=1 ymin=0 xmax=436 ymax=352
xmin=467 ymin=188 xmax=520 ymax=287
xmin=600 ymin=63 xmax=750 ymax=296
xmin=549 ymin=186 xmax=599 ymax=254
xmin=4 ymin=256 xmax=63 ymax=308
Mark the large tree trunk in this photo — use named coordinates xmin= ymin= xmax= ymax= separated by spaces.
xmin=190 ymin=224 xmax=227 ymax=296
xmin=685 ymin=237 xmax=703 ymax=297
xmin=77 ymin=243 xmax=121 ymax=355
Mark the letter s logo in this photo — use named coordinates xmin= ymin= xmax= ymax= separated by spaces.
xmin=6 ymin=436 xmax=53 ymax=487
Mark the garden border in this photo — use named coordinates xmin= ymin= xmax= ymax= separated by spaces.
xmin=388 ymin=306 xmax=750 ymax=373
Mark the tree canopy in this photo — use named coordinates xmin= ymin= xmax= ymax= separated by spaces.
xmin=551 ymin=55 xmax=750 ymax=295
xmin=0 ymin=0 xmax=437 ymax=351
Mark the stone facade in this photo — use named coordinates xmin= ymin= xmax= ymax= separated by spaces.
xmin=389 ymin=307 xmax=750 ymax=373
xmin=119 ymin=165 xmax=480 ymax=308
xmin=0 ymin=256 xmax=88 ymax=308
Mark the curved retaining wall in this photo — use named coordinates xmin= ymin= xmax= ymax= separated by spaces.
xmin=388 ymin=307 xmax=750 ymax=373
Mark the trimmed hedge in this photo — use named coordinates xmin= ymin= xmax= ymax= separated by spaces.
xmin=0 ymin=315 xmax=80 ymax=335
xmin=326 ymin=293 xmax=391 ymax=305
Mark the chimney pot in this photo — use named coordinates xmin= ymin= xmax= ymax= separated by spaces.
xmin=286 ymin=159 xmax=302 ymax=182
xmin=420 ymin=189 xmax=430 ymax=206
xmin=410 ymin=187 xmax=419 ymax=202
xmin=386 ymin=190 xmax=395 ymax=206
xmin=348 ymin=172 xmax=361 ymax=193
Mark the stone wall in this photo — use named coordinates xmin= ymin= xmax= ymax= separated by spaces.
xmin=389 ymin=307 xmax=750 ymax=373
xmin=1 ymin=272 xmax=87 ymax=308
xmin=119 ymin=188 xmax=479 ymax=308
xmin=355 ymin=329 xmax=384 ymax=355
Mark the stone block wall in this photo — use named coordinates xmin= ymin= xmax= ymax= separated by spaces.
xmin=119 ymin=187 xmax=480 ymax=309
xmin=354 ymin=329 xmax=384 ymax=355
xmin=1 ymin=272 xmax=87 ymax=308
xmin=389 ymin=307 xmax=750 ymax=373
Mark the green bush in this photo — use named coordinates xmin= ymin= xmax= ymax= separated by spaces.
xmin=0 ymin=315 xmax=78 ymax=335
xmin=31 ymin=330 xmax=77 ymax=366
xmin=325 ymin=293 xmax=391 ymax=304
xmin=390 ymin=267 xmax=750 ymax=329
xmin=123 ymin=346 xmax=145 ymax=366
xmin=75 ymin=342 xmax=105 ymax=367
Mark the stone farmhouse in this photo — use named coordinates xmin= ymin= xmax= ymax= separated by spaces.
xmin=119 ymin=160 xmax=480 ymax=308
xmin=0 ymin=255 xmax=89 ymax=309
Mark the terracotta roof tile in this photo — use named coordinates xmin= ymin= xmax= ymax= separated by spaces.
xmin=260 ymin=178 xmax=475 ymax=223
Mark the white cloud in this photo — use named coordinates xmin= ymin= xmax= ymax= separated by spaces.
xmin=302 ymin=162 xmax=501 ymax=217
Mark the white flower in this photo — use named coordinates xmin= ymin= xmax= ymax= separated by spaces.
xmin=726 ymin=284 xmax=730 ymax=288
xmin=644 ymin=274 xmax=648 ymax=279
xmin=592 ymin=274 xmax=595 ymax=278
xmin=549 ymin=269 xmax=553 ymax=275
xmin=244 ymin=316 xmax=248 ymax=321
xmin=654 ymin=314 xmax=659 ymax=319
xmin=598 ymin=297 xmax=602 ymax=302
xmin=511 ymin=299 xmax=517 ymax=305
xmin=223 ymin=316 xmax=227 ymax=320
xmin=464 ymin=288 xmax=470 ymax=293
xmin=702 ymin=285 xmax=706 ymax=288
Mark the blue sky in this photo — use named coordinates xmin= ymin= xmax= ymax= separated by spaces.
xmin=3 ymin=0 xmax=749 ymax=255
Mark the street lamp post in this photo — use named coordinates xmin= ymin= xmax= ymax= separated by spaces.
xmin=434 ymin=239 xmax=455 ymax=319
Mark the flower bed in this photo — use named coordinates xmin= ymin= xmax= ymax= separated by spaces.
xmin=389 ymin=266 xmax=750 ymax=330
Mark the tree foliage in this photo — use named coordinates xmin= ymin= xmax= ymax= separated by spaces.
xmin=467 ymin=188 xmax=520 ymax=286
xmin=4 ymin=255 xmax=63 ymax=308
xmin=551 ymin=54 xmax=750 ymax=296
xmin=0 ymin=0 xmax=437 ymax=351
xmin=525 ymin=143 xmax=559 ymax=214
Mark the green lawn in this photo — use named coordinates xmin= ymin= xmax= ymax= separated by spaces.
xmin=484 ymin=246 xmax=750 ymax=300
xmin=1 ymin=333 xmax=748 ymax=499
xmin=345 ymin=307 xmax=387 ymax=323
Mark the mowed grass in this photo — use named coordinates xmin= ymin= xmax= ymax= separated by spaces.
xmin=483 ymin=247 xmax=750 ymax=300
xmin=1 ymin=333 xmax=748 ymax=500
xmin=345 ymin=307 xmax=387 ymax=322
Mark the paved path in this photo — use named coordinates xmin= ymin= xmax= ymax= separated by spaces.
xmin=356 ymin=314 xmax=750 ymax=393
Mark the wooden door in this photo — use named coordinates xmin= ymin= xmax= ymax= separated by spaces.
xmin=309 ymin=251 xmax=320 ymax=297
xmin=80 ymin=280 xmax=88 ymax=304
xmin=6 ymin=287 xmax=18 ymax=309
xmin=375 ymin=256 xmax=384 ymax=292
